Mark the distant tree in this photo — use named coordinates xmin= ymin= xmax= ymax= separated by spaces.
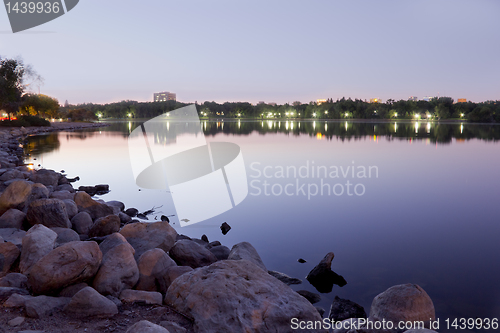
xmin=0 ymin=57 xmax=41 ymax=119
xmin=22 ymin=94 xmax=59 ymax=118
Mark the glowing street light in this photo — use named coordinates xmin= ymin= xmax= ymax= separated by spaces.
xmin=427 ymin=114 xmax=432 ymax=118
xmin=394 ymin=112 xmax=398 ymax=117
xmin=345 ymin=112 xmax=349 ymax=117
xmin=313 ymin=112 xmax=317 ymax=117
xmin=128 ymin=113 xmax=132 ymax=118
xmin=237 ymin=113 xmax=241 ymax=117
xmin=460 ymin=113 xmax=464 ymax=117
xmin=325 ymin=111 xmax=328 ymax=114
xmin=415 ymin=114 xmax=420 ymax=119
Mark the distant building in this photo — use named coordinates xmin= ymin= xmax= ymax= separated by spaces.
xmin=316 ymin=99 xmax=327 ymax=105
xmin=258 ymin=101 xmax=265 ymax=105
xmin=292 ymin=101 xmax=301 ymax=106
xmin=457 ymin=98 xmax=467 ymax=103
xmin=423 ymin=96 xmax=435 ymax=102
xmin=369 ymin=98 xmax=382 ymax=103
xmin=408 ymin=96 xmax=418 ymax=101
xmin=268 ymin=102 xmax=277 ymax=106
xmin=154 ymin=92 xmax=176 ymax=102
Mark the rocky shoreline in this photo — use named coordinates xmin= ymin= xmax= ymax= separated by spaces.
xmin=0 ymin=122 xmax=439 ymax=333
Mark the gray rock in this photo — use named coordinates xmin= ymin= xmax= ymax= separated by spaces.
xmin=165 ymin=260 xmax=323 ymax=333
xmin=20 ymin=224 xmax=57 ymax=274
xmin=25 ymin=295 xmax=71 ymax=318
xmin=50 ymin=190 xmax=75 ymax=201
xmin=124 ymin=208 xmax=138 ymax=217
xmin=126 ymin=320 xmax=170 ymax=333
xmin=0 ymin=180 xmax=33 ymax=215
xmin=8 ymin=316 xmax=25 ymax=327
xmin=119 ymin=221 xmax=177 ymax=259
xmin=169 ymin=240 xmax=217 ymax=269
xmin=64 ymin=286 xmax=118 ymax=317
xmin=51 ymin=227 xmax=80 ymax=247
xmin=118 ymin=211 xmax=132 ymax=224
xmin=29 ymin=169 xmax=60 ymax=188
xmin=135 ymin=248 xmax=177 ymax=293
xmin=332 ymin=318 xmax=366 ymax=333
xmin=0 ymin=228 xmax=25 ymax=246
xmin=306 ymin=252 xmax=347 ymax=293
xmin=119 ymin=289 xmax=163 ymax=305
xmin=27 ymin=241 xmax=102 ymax=295
xmin=329 ymin=295 xmax=367 ymax=322
xmin=159 ymin=321 xmax=187 ymax=333
xmin=3 ymin=293 xmax=33 ymax=307
xmin=163 ymin=266 xmax=193 ymax=291
xmin=297 ymin=290 xmax=321 ymax=304
xmin=0 ymin=169 xmax=25 ymax=182
xmin=208 ymin=245 xmax=230 ymax=260
xmin=0 ymin=287 xmax=29 ymax=300
xmin=0 ymin=241 xmax=20 ymax=275
xmin=369 ymin=284 xmax=435 ymax=331
xmin=88 ymin=214 xmax=120 ymax=237
xmin=93 ymin=242 xmax=139 ymax=297
xmin=106 ymin=295 xmax=123 ymax=308
xmin=22 ymin=183 xmax=50 ymax=213
xmin=99 ymin=232 xmax=129 ymax=256
xmin=26 ymin=198 xmax=71 ymax=228
xmin=62 ymin=199 xmax=78 ymax=219
xmin=268 ymin=270 xmax=302 ymax=285
xmin=71 ymin=211 xmax=93 ymax=235
xmin=0 ymin=208 xmax=26 ymax=229
xmin=227 ymin=241 xmax=266 ymax=271
xmin=74 ymin=192 xmax=114 ymax=220
xmin=0 ymin=273 xmax=27 ymax=288
xmin=55 ymin=183 xmax=75 ymax=193
xmin=58 ymin=282 xmax=88 ymax=297
xmin=315 ymin=306 xmax=325 ymax=318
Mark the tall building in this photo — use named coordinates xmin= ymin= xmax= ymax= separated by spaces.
xmin=408 ymin=96 xmax=418 ymax=101
xmin=154 ymin=92 xmax=176 ymax=102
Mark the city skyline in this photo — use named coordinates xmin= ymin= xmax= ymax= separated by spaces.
xmin=1 ymin=0 xmax=499 ymax=105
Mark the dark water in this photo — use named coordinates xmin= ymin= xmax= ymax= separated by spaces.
xmin=25 ymin=120 xmax=500 ymax=331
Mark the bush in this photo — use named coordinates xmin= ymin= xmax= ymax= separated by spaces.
xmin=0 ymin=115 xmax=50 ymax=127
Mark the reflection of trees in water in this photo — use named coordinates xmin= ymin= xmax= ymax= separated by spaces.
xmin=201 ymin=121 xmax=500 ymax=144
xmin=24 ymin=133 xmax=61 ymax=157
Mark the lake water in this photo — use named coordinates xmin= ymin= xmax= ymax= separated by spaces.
xmin=24 ymin=120 xmax=500 ymax=332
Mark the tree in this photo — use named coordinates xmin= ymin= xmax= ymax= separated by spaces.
xmin=22 ymin=93 xmax=60 ymax=118
xmin=0 ymin=57 xmax=41 ymax=119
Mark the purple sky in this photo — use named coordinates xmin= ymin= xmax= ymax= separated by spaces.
xmin=1 ymin=0 xmax=499 ymax=105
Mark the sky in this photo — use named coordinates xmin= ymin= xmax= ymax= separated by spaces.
xmin=1 ymin=0 xmax=499 ymax=105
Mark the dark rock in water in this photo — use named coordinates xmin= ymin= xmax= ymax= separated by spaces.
xmin=268 ymin=270 xmax=302 ymax=285
xmin=306 ymin=252 xmax=347 ymax=293
xmin=315 ymin=306 xmax=325 ymax=318
xmin=209 ymin=245 xmax=230 ymax=260
xmin=201 ymin=234 xmax=209 ymax=243
xmin=124 ymin=208 xmax=138 ymax=217
xmin=298 ymin=258 xmax=307 ymax=263
xmin=220 ymin=222 xmax=231 ymax=235
xmin=78 ymin=184 xmax=109 ymax=196
xmin=207 ymin=240 xmax=221 ymax=249
xmin=176 ymin=234 xmax=191 ymax=241
xmin=136 ymin=213 xmax=148 ymax=220
xmin=160 ymin=215 xmax=169 ymax=222
xmin=328 ymin=295 xmax=366 ymax=322
xmin=296 ymin=290 xmax=321 ymax=304
xmin=66 ymin=176 xmax=80 ymax=183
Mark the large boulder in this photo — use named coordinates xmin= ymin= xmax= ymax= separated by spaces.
xmin=74 ymin=192 xmax=114 ymax=220
xmin=98 ymin=232 xmax=129 ymax=256
xmin=209 ymin=245 xmax=230 ymax=260
xmin=21 ymin=183 xmax=50 ymax=212
xmin=93 ymin=242 xmax=139 ymax=297
xmin=369 ymin=284 xmax=435 ymax=331
xmin=0 ymin=180 xmax=33 ymax=215
xmin=20 ymin=224 xmax=57 ymax=274
xmin=169 ymin=240 xmax=217 ymax=269
xmin=0 ymin=241 xmax=20 ymax=275
xmin=25 ymin=295 xmax=71 ymax=318
xmin=0 ymin=208 xmax=26 ymax=229
xmin=26 ymin=198 xmax=71 ymax=228
xmin=64 ymin=286 xmax=118 ymax=318
xmin=0 ymin=273 xmax=27 ymax=288
xmin=135 ymin=248 xmax=177 ymax=293
xmin=27 ymin=241 xmax=102 ymax=295
xmin=163 ymin=266 xmax=193 ymax=291
xmin=51 ymin=227 xmax=80 ymax=247
xmin=50 ymin=190 xmax=75 ymax=201
xmin=126 ymin=320 xmax=170 ymax=333
xmin=62 ymin=199 xmax=78 ymax=219
xmin=88 ymin=214 xmax=121 ymax=237
xmin=329 ymin=296 xmax=367 ymax=322
xmin=306 ymin=252 xmax=347 ymax=293
xmin=165 ymin=260 xmax=323 ymax=333
xmin=227 ymin=241 xmax=266 ymax=271
xmin=71 ymin=212 xmax=93 ymax=235
xmin=119 ymin=221 xmax=177 ymax=259
xmin=29 ymin=169 xmax=60 ymax=188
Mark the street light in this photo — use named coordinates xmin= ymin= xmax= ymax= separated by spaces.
xmin=128 ymin=113 xmax=132 ymax=118
xmin=394 ymin=112 xmax=398 ymax=117
xmin=345 ymin=112 xmax=349 ymax=117
xmin=313 ymin=113 xmax=316 ymax=117
xmin=460 ymin=113 xmax=464 ymax=117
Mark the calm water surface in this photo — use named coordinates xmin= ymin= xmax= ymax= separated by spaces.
xmin=25 ymin=120 xmax=500 ymax=331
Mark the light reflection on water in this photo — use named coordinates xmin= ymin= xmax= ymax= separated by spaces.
xmin=24 ymin=120 xmax=500 ymax=330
